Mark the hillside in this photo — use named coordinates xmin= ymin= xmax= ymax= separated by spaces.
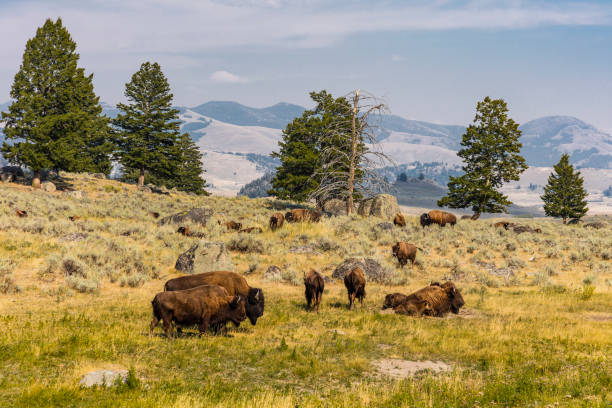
xmin=0 ymin=174 xmax=610 ymax=406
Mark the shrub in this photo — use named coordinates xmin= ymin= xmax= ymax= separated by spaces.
xmin=0 ymin=259 xmax=21 ymax=294
xmin=66 ymin=276 xmax=99 ymax=293
xmin=578 ymin=284 xmax=595 ymax=301
xmin=120 ymin=273 xmax=149 ymax=288
xmin=227 ymin=234 xmax=266 ymax=253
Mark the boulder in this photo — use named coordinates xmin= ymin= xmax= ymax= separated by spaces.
xmin=175 ymin=241 xmax=234 ymax=274
xmin=263 ymin=265 xmax=283 ymax=282
xmin=357 ymin=194 xmax=400 ymax=219
xmin=41 ymin=181 xmax=56 ymax=192
xmin=322 ymin=199 xmax=354 ymax=216
xmin=79 ymin=369 xmax=128 ymax=387
xmin=1 ymin=166 xmax=23 ymax=183
xmin=64 ymin=190 xmax=87 ymax=199
xmin=160 ymin=208 xmax=213 ymax=227
xmin=332 ymin=258 xmax=391 ymax=284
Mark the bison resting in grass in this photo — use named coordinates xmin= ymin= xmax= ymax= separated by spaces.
xmin=303 ymin=270 xmax=324 ymax=312
xmin=269 ymin=212 xmax=284 ymax=231
xmin=344 ymin=266 xmax=366 ymax=310
xmin=393 ymin=213 xmax=406 ymax=227
xmin=420 ymin=210 xmax=456 ymax=228
xmin=410 ymin=281 xmax=465 ymax=317
xmin=393 ymin=298 xmax=432 ymax=317
xmin=285 ymin=208 xmax=322 ymax=223
xmin=392 ymin=242 xmax=421 ymax=267
xmin=150 ymin=284 xmax=246 ymax=337
xmin=512 ymin=225 xmax=542 ymax=234
xmin=164 ymin=271 xmax=264 ymax=325
xmin=382 ymin=293 xmax=409 ymax=310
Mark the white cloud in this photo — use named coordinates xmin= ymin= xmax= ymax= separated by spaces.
xmin=210 ymin=70 xmax=248 ymax=83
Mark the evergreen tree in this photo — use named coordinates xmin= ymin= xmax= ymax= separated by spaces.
xmin=540 ymin=154 xmax=588 ymax=223
xmin=438 ymin=97 xmax=527 ymax=218
xmin=113 ymin=62 xmax=205 ymax=193
xmin=397 ymin=172 xmax=408 ymax=182
xmin=1 ymin=18 xmax=113 ymax=187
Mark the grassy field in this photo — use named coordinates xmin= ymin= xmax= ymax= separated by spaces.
xmin=0 ymin=173 xmax=611 ymax=407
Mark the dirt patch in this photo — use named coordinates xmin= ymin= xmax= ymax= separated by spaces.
xmin=584 ymin=313 xmax=612 ymax=322
xmin=373 ymin=359 xmax=451 ymax=379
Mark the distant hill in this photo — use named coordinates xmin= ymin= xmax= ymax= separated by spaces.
xmin=188 ymin=101 xmax=305 ymax=129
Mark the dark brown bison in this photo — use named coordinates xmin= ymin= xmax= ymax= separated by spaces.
xmin=150 ymin=211 xmax=160 ymax=219
xmin=392 ymin=242 xmax=421 ymax=267
xmin=177 ymin=226 xmax=190 ymax=236
xmin=150 ymin=284 xmax=246 ymax=337
xmin=382 ymin=293 xmax=409 ymax=310
xmin=223 ymin=220 xmax=242 ymax=231
xmin=303 ymin=270 xmax=324 ymax=312
xmin=408 ymin=281 xmax=464 ymax=317
xmin=344 ymin=267 xmax=366 ymax=310
xmin=285 ymin=209 xmax=321 ymax=223
xmin=420 ymin=210 xmax=457 ymax=228
xmin=393 ymin=213 xmax=406 ymax=227
xmin=512 ymin=225 xmax=542 ymax=234
xmin=164 ymin=271 xmax=264 ymax=325
xmin=493 ymin=221 xmax=515 ymax=230
xmin=269 ymin=212 xmax=284 ymax=231
xmin=15 ymin=209 xmax=27 ymax=218
xmin=68 ymin=216 xmax=82 ymax=222
xmin=239 ymin=227 xmax=262 ymax=234
xmin=393 ymin=299 xmax=432 ymax=317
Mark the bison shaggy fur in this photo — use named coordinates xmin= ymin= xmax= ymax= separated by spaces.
xmin=393 ymin=213 xmax=406 ymax=227
xmin=150 ymin=284 xmax=246 ymax=337
xmin=382 ymin=293 xmax=409 ymax=310
xmin=344 ymin=266 xmax=366 ymax=310
xmin=392 ymin=241 xmax=420 ymax=267
xmin=303 ymin=270 xmax=324 ymax=312
xmin=285 ymin=208 xmax=321 ymax=223
xmin=269 ymin=212 xmax=285 ymax=231
xmin=420 ymin=210 xmax=457 ymax=228
xmin=393 ymin=299 xmax=432 ymax=317
xmin=164 ymin=271 xmax=264 ymax=325
xmin=408 ymin=281 xmax=465 ymax=317
xmin=223 ymin=220 xmax=242 ymax=231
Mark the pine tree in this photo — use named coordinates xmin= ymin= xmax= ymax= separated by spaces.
xmin=438 ymin=97 xmax=528 ymax=218
xmin=540 ymin=154 xmax=588 ymax=223
xmin=113 ymin=62 xmax=205 ymax=193
xmin=1 ymin=18 xmax=113 ymax=187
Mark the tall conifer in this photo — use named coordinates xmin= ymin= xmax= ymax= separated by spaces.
xmin=541 ymin=154 xmax=588 ymax=223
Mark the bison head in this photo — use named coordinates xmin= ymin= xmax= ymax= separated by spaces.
xmin=228 ymin=295 xmax=247 ymax=325
xmin=444 ymin=283 xmax=465 ymax=314
xmin=284 ymin=211 xmax=294 ymax=222
xmin=391 ymin=242 xmax=400 ymax=257
xmin=246 ymin=288 xmax=265 ymax=325
xmin=382 ymin=293 xmax=405 ymax=310
xmin=419 ymin=213 xmax=431 ymax=228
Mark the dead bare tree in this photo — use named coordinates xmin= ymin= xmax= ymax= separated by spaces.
xmin=309 ymin=90 xmax=394 ymax=215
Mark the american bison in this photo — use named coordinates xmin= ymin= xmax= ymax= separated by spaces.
xmin=285 ymin=209 xmax=321 ymax=223
xmin=223 ymin=220 xmax=242 ymax=231
xmin=15 ymin=209 xmax=27 ymax=218
xmin=393 ymin=213 xmax=406 ymax=227
xmin=392 ymin=241 xmax=421 ymax=267
xmin=408 ymin=281 xmax=465 ymax=317
xmin=150 ymin=284 xmax=246 ymax=338
xmin=344 ymin=266 xmax=366 ymax=310
xmin=150 ymin=211 xmax=160 ymax=219
xmin=68 ymin=216 xmax=81 ymax=222
xmin=393 ymin=298 xmax=432 ymax=317
xmin=303 ymin=270 xmax=324 ymax=312
xmin=420 ymin=210 xmax=456 ymax=228
xmin=239 ymin=227 xmax=262 ymax=234
xmin=584 ymin=222 xmax=605 ymax=229
xmin=512 ymin=225 xmax=542 ymax=234
xmin=164 ymin=271 xmax=264 ymax=325
xmin=177 ymin=226 xmax=190 ymax=236
xmin=382 ymin=293 xmax=409 ymax=310
xmin=269 ymin=212 xmax=284 ymax=231
xmin=493 ymin=221 xmax=515 ymax=230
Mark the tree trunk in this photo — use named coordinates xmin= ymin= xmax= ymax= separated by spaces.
xmin=563 ymin=217 xmax=567 ymax=225
xmin=471 ymin=212 xmax=481 ymax=220
xmin=32 ymin=171 xmax=41 ymax=189
xmin=138 ymin=168 xmax=145 ymax=187
xmin=346 ymin=90 xmax=360 ymax=216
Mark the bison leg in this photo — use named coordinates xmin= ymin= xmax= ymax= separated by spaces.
xmin=198 ymin=318 xmax=210 ymax=336
xmin=348 ymin=292 xmax=355 ymax=310
xmin=161 ymin=318 xmax=172 ymax=339
xmin=149 ymin=316 xmax=159 ymax=337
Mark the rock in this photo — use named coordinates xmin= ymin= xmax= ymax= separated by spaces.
xmin=64 ymin=190 xmax=87 ymax=199
xmin=138 ymin=186 xmax=152 ymax=193
xmin=92 ymin=173 xmax=106 ymax=179
xmin=41 ymin=181 xmax=56 ymax=192
xmin=1 ymin=166 xmax=23 ymax=183
xmin=263 ymin=265 xmax=283 ymax=282
xmin=175 ymin=241 xmax=234 ymax=274
xmin=332 ymin=258 xmax=391 ymax=284
xmin=79 ymin=369 xmax=128 ymax=387
xmin=322 ymin=199 xmax=354 ymax=216
xmin=374 ymin=222 xmax=394 ymax=231
xmin=357 ymin=194 xmax=400 ymax=219
xmin=160 ymin=208 xmax=213 ymax=227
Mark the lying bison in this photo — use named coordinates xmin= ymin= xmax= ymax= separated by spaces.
xmin=285 ymin=208 xmax=321 ymax=223
xmin=420 ymin=210 xmax=456 ymax=228
xmin=394 ymin=298 xmax=432 ymax=317
xmin=164 ymin=271 xmax=264 ymax=325
xmin=304 ymin=270 xmax=324 ymax=312
xmin=392 ymin=242 xmax=421 ymax=267
xmin=382 ymin=293 xmax=409 ymax=310
xmin=409 ymin=281 xmax=465 ymax=317
xmin=269 ymin=212 xmax=284 ymax=231
xmin=150 ymin=284 xmax=246 ymax=337
xmin=393 ymin=213 xmax=406 ymax=227
xmin=512 ymin=225 xmax=542 ymax=234
xmin=344 ymin=266 xmax=366 ymax=310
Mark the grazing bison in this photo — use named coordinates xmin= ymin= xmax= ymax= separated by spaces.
xmin=382 ymin=293 xmax=409 ymax=310
xmin=393 ymin=299 xmax=432 ymax=317
xmin=269 ymin=212 xmax=285 ymax=231
xmin=15 ymin=209 xmax=27 ymax=218
xmin=223 ymin=220 xmax=242 ymax=231
xmin=408 ymin=281 xmax=464 ymax=317
xmin=393 ymin=213 xmax=406 ymax=227
xmin=420 ymin=210 xmax=457 ymax=228
xmin=150 ymin=284 xmax=246 ymax=337
xmin=285 ymin=209 xmax=321 ymax=223
xmin=164 ymin=271 xmax=264 ymax=325
xmin=303 ymin=270 xmax=324 ymax=312
xmin=344 ymin=266 xmax=366 ymax=310
xmin=392 ymin=242 xmax=421 ymax=267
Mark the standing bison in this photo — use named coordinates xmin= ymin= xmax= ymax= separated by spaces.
xmin=285 ymin=209 xmax=321 ymax=223
xmin=164 ymin=271 xmax=264 ymax=325
xmin=344 ymin=266 xmax=366 ymax=310
xmin=303 ymin=270 xmax=324 ymax=312
xmin=392 ymin=242 xmax=421 ymax=267
xmin=393 ymin=213 xmax=406 ymax=227
xmin=420 ymin=210 xmax=457 ymax=228
xmin=269 ymin=212 xmax=284 ymax=231
xmin=150 ymin=284 xmax=246 ymax=337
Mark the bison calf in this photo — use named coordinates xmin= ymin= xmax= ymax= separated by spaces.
xmin=344 ymin=267 xmax=366 ymax=310
xmin=269 ymin=212 xmax=285 ymax=231
xmin=394 ymin=299 xmax=432 ymax=317
xmin=392 ymin=242 xmax=421 ymax=267
xmin=382 ymin=293 xmax=409 ymax=310
xmin=304 ymin=270 xmax=324 ymax=312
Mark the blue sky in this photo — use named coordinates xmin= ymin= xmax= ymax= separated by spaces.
xmin=1 ymin=0 xmax=611 ymax=132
